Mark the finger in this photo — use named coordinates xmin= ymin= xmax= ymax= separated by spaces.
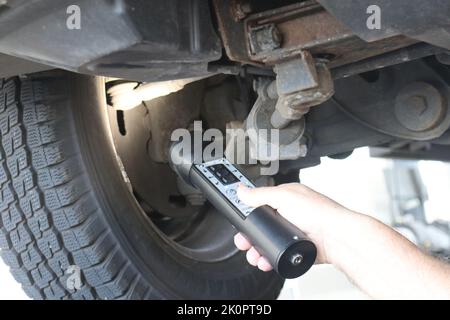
xmin=234 ymin=233 xmax=252 ymax=251
xmin=257 ymin=257 xmax=273 ymax=272
xmin=237 ymin=185 xmax=287 ymax=209
xmin=246 ymin=247 xmax=261 ymax=266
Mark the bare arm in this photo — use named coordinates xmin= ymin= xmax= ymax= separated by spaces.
xmin=235 ymin=183 xmax=450 ymax=300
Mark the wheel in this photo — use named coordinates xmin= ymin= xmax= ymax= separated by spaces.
xmin=0 ymin=71 xmax=283 ymax=299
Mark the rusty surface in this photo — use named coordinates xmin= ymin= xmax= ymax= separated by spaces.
xmin=213 ymin=0 xmax=255 ymax=65
xmin=278 ymin=10 xmax=351 ymax=50
xmin=320 ymin=35 xmax=418 ymax=69
xmin=214 ymin=0 xmax=418 ymax=68
xmin=246 ymin=1 xmax=352 ymax=62
xmin=230 ymin=0 xmax=252 ymax=21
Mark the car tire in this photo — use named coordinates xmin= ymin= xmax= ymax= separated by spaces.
xmin=0 ymin=71 xmax=284 ymax=300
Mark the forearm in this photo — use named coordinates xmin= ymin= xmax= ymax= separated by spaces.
xmin=327 ymin=211 xmax=450 ymax=299
xmin=234 ymin=184 xmax=450 ymax=299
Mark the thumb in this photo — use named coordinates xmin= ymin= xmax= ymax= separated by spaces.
xmin=237 ymin=185 xmax=284 ymax=210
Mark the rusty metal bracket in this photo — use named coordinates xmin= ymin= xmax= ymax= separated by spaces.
xmin=272 ymin=53 xmax=334 ymax=128
xmin=213 ymin=0 xmax=418 ymax=68
xmin=243 ymin=52 xmax=334 ymax=160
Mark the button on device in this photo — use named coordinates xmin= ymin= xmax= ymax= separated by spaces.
xmin=207 ymin=164 xmax=238 ymax=185
xmin=221 ymin=173 xmax=238 ymax=185
xmin=226 ymin=188 xmax=237 ymax=196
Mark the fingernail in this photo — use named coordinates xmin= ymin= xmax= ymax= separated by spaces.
xmin=246 ymin=247 xmax=261 ymax=266
xmin=237 ymin=184 xmax=249 ymax=196
xmin=237 ymin=183 xmax=248 ymax=191
xmin=258 ymin=257 xmax=273 ymax=272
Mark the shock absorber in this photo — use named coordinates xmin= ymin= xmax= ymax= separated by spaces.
xmin=169 ymin=143 xmax=317 ymax=279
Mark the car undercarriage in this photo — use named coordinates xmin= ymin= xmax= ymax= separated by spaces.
xmin=0 ymin=0 xmax=449 ymax=299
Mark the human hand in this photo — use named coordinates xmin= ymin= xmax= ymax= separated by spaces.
xmin=234 ymin=183 xmax=356 ymax=271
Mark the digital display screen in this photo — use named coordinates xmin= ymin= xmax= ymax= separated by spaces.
xmin=194 ymin=158 xmax=256 ymax=218
xmin=207 ymin=164 xmax=239 ymax=185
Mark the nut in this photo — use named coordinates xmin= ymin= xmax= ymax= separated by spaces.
xmin=395 ymin=82 xmax=445 ymax=132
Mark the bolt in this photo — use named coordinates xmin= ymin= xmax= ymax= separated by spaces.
xmin=270 ymin=109 xmax=291 ymax=129
xmin=249 ymin=24 xmax=282 ymax=55
xmin=408 ymin=95 xmax=428 ymax=115
xmin=291 ymin=253 xmax=303 ymax=266
xmin=394 ymin=82 xmax=444 ymax=132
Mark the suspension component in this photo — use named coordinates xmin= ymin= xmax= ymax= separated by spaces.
xmin=244 ymin=51 xmax=334 ymax=161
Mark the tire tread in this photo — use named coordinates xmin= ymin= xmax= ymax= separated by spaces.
xmin=0 ymin=76 xmax=148 ymax=300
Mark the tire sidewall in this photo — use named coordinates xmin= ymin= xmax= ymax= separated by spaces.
xmin=69 ymin=74 xmax=283 ymax=299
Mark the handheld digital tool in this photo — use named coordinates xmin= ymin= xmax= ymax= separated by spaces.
xmin=169 ymin=148 xmax=317 ymax=279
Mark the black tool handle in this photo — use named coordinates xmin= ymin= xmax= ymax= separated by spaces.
xmin=244 ymin=206 xmax=317 ymax=278
xmin=190 ymin=169 xmax=317 ymax=279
